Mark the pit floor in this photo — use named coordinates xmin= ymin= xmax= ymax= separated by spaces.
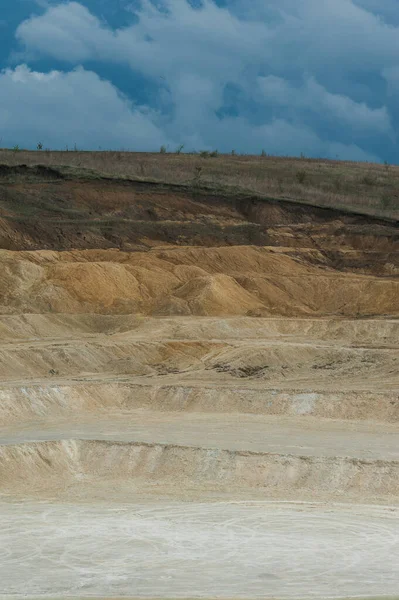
xmin=1 ymin=500 xmax=398 ymax=599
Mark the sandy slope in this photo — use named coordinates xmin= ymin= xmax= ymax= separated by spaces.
xmin=0 ymin=311 xmax=398 ymax=597
xmin=0 ymin=174 xmax=398 ymax=598
xmin=1 ymin=247 xmax=398 ymax=316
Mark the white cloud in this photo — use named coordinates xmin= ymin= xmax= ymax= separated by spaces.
xmin=16 ymin=3 xmax=105 ymax=62
xmin=16 ymin=1 xmax=267 ymax=78
xmin=0 ymin=65 xmax=170 ymax=150
xmin=10 ymin=0 xmax=399 ymax=160
xmin=257 ymin=75 xmax=391 ymax=135
xmin=0 ymin=63 xmax=380 ymax=160
xmin=199 ymin=116 xmax=380 ymax=161
xmin=16 ymin=1 xmax=262 ymax=132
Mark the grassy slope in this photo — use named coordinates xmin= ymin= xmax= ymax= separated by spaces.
xmin=0 ymin=150 xmax=398 ymax=221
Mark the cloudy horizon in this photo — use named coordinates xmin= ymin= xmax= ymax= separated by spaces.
xmin=1 ymin=0 xmax=399 ymax=162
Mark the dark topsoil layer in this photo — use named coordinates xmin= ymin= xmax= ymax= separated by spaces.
xmin=0 ymin=164 xmax=398 ymax=275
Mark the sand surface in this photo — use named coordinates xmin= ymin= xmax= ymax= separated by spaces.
xmin=1 ymin=412 xmax=398 ymax=460
xmin=0 ymin=209 xmax=398 ymax=598
xmin=1 ymin=501 xmax=399 ymax=599
xmin=1 ymin=316 xmax=398 ymax=598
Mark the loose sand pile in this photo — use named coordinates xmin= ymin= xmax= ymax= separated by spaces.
xmin=1 ymin=246 xmax=398 ymax=316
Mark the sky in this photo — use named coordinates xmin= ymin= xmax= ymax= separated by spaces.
xmin=1 ymin=0 xmax=399 ymax=161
